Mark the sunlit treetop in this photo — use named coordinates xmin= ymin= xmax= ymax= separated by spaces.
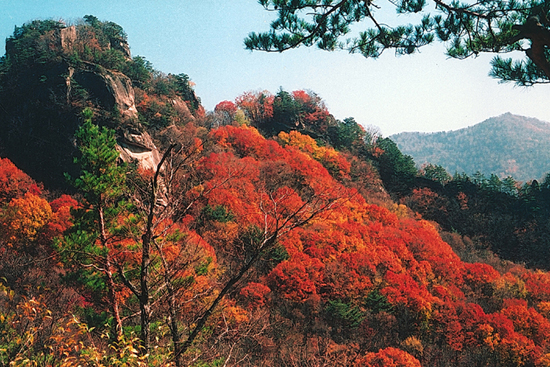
xmin=245 ymin=0 xmax=550 ymax=86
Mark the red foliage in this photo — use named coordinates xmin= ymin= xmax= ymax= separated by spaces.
xmin=501 ymin=299 xmax=550 ymax=347
xmin=214 ymin=100 xmax=237 ymax=114
xmin=5 ymin=118 xmax=550 ymax=364
xmin=235 ymin=90 xmax=274 ymax=124
xmin=240 ymin=282 xmax=271 ymax=309
xmin=363 ymin=204 xmax=398 ymax=226
xmin=214 ymin=100 xmax=238 ymax=125
xmin=211 ymin=125 xmax=285 ymax=159
xmin=291 ymin=90 xmax=311 ymax=105
xmin=522 ymin=270 xmax=550 ymax=303
xmin=291 ymin=90 xmax=331 ymax=131
xmin=49 ymin=195 xmax=78 ymax=213
xmin=382 ymin=271 xmax=435 ymax=312
xmin=400 ymin=187 xmax=450 ymax=221
xmin=267 ymin=252 xmax=324 ymax=302
xmin=324 ymin=252 xmax=374 ymax=301
xmin=0 ymin=158 xmax=41 ymax=204
xmin=432 ymin=300 xmax=465 ymax=350
xmin=44 ymin=195 xmax=79 ymax=240
xmin=399 ymin=219 xmax=463 ymax=283
xmin=196 ymin=124 xmax=550 ymax=365
xmin=462 ymin=262 xmax=501 ymax=299
xmin=455 ymin=302 xmax=490 ymax=347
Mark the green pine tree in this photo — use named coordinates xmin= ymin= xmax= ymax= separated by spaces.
xmin=246 ymin=0 xmax=550 ymax=86
xmin=60 ymin=107 xmax=128 ymax=339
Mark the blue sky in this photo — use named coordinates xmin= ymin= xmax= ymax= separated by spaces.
xmin=2 ymin=0 xmax=550 ymax=136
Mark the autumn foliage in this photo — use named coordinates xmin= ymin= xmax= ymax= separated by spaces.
xmin=3 ymin=108 xmax=550 ymax=366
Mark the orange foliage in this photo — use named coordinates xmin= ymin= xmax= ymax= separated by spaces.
xmin=0 ymin=192 xmax=52 ymax=246
xmin=355 ymin=347 xmax=421 ymax=367
xmin=221 ymin=299 xmax=249 ymax=326
xmin=278 ymin=130 xmax=351 ymax=177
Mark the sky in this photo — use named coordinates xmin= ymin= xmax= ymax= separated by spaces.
xmin=2 ymin=0 xmax=550 ymax=137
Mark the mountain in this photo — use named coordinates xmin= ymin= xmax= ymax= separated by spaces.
xmin=390 ymin=113 xmax=550 ymax=182
xmin=5 ymin=16 xmax=550 ymax=367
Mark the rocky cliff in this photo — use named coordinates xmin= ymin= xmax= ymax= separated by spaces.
xmin=0 ymin=17 xmax=199 ymax=189
xmin=70 ymin=65 xmax=138 ymax=119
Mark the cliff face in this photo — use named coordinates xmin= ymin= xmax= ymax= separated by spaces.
xmin=71 ymin=67 xmax=138 ymax=119
xmin=0 ymin=18 xmax=198 ymax=189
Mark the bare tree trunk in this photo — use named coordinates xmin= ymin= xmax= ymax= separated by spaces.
xmin=99 ymin=200 xmax=123 ymax=340
xmin=175 ymin=234 xmax=276 ymax=361
xmin=139 ymin=144 xmax=175 ymax=355
xmin=140 ymin=230 xmax=151 ymax=355
xmin=105 ymin=260 xmax=123 ymax=340
xmin=167 ymin=278 xmax=183 ymax=367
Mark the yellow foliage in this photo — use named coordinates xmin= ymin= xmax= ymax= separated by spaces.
xmin=0 ymin=192 xmax=52 ymax=245
xmin=278 ymin=130 xmax=350 ymax=176
xmin=400 ymin=336 xmax=424 ymax=358
xmin=538 ymin=353 xmax=550 ymax=367
xmin=223 ymin=302 xmax=249 ymax=326
xmin=234 ymin=109 xmax=250 ymax=126
xmin=390 ymin=203 xmax=412 ymax=218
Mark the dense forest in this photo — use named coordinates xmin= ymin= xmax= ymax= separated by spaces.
xmin=3 ymin=17 xmax=550 ymax=367
xmin=390 ymin=113 xmax=550 ymax=182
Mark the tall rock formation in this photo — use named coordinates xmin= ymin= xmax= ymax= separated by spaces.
xmin=0 ymin=17 xmax=198 ymax=189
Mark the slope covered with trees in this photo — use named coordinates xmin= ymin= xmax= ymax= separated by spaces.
xmin=6 ymin=117 xmax=550 ymax=366
xmin=3 ymin=15 xmax=550 ymax=367
xmin=390 ymin=113 xmax=550 ymax=182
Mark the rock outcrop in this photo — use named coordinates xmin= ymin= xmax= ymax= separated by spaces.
xmin=171 ymin=97 xmax=196 ymax=123
xmin=72 ymin=66 xmax=138 ymax=120
xmin=117 ymin=128 xmax=161 ymax=171
xmin=0 ymin=18 xmax=200 ymax=190
xmin=59 ymin=26 xmax=77 ymax=52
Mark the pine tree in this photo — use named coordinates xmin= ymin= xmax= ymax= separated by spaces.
xmin=60 ymin=107 xmax=127 ymax=339
xmin=246 ymin=0 xmax=550 ymax=86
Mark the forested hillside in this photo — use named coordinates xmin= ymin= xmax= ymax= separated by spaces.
xmin=4 ymin=17 xmax=550 ymax=367
xmin=391 ymin=113 xmax=550 ymax=182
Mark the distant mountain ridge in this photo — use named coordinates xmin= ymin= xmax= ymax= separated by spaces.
xmin=390 ymin=113 xmax=550 ymax=182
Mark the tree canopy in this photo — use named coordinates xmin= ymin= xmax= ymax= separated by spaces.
xmin=245 ymin=0 xmax=550 ymax=86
